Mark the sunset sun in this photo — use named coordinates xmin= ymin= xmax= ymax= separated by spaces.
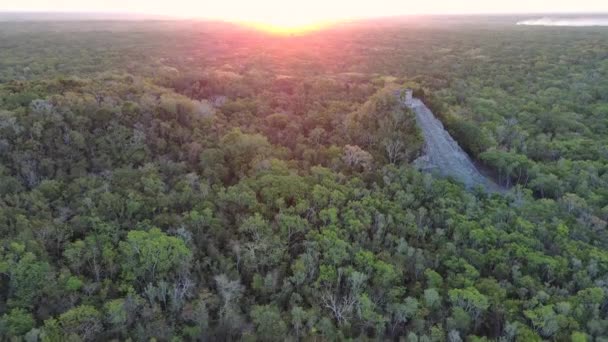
xmin=240 ymin=18 xmax=333 ymax=34
xmin=196 ymin=1 xmax=347 ymax=34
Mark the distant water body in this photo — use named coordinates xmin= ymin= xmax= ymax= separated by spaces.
xmin=517 ymin=17 xmax=608 ymax=26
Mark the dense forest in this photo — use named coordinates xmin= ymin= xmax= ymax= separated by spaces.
xmin=0 ymin=17 xmax=607 ymax=341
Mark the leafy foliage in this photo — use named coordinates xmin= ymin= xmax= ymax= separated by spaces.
xmin=0 ymin=17 xmax=607 ymax=341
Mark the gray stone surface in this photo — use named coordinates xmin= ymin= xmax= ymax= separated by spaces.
xmin=407 ymin=97 xmax=503 ymax=193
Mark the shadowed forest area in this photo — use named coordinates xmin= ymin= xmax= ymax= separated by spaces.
xmin=0 ymin=17 xmax=607 ymax=341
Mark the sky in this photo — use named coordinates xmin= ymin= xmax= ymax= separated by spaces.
xmin=3 ymin=0 xmax=608 ymax=26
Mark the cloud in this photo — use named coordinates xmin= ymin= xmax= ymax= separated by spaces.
xmin=517 ymin=17 xmax=608 ymax=26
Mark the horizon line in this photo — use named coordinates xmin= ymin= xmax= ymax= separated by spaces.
xmin=2 ymin=10 xmax=608 ymax=21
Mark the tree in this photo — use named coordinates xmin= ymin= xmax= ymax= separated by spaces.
xmin=343 ymin=145 xmax=373 ymax=171
xmin=63 ymin=219 xmax=119 ymax=283
xmin=480 ymin=149 xmax=533 ymax=187
xmin=446 ymin=118 xmax=492 ymax=156
xmin=389 ymin=297 xmax=419 ymax=334
xmin=104 ymin=299 xmax=128 ymax=331
xmin=448 ymin=287 xmax=489 ymax=323
xmin=215 ymin=275 xmax=245 ymax=337
xmin=529 ymin=173 xmax=562 ymax=198
xmin=57 ymin=305 xmax=103 ymax=341
xmin=220 ymin=128 xmax=272 ymax=179
xmin=119 ymin=228 xmax=192 ymax=286
xmin=575 ymin=287 xmax=605 ymax=321
xmin=425 ymin=269 xmax=444 ymax=289
xmin=1 ymin=308 xmax=35 ymax=337
xmin=571 ymin=331 xmax=588 ymax=342
xmin=2 ymin=248 xmax=52 ymax=309
xmin=424 ymin=288 xmax=441 ymax=309
xmin=251 ymin=305 xmax=287 ymax=341
xmin=290 ymin=306 xmax=308 ymax=337
xmin=523 ymin=305 xmax=560 ymax=338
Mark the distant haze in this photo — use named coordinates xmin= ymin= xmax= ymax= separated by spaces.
xmin=2 ymin=0 xmax=608 ymax=21
xmin=0 ymin=12 xmax=170 ymax=21
xmin=518 ymin=16 xmax=608 ymax=26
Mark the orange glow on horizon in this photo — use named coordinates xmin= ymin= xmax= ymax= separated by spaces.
xmin=201 ymin=1 xmax=353 ymax=35
xmin=238 ymin=19 xmax=336 ymax=35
